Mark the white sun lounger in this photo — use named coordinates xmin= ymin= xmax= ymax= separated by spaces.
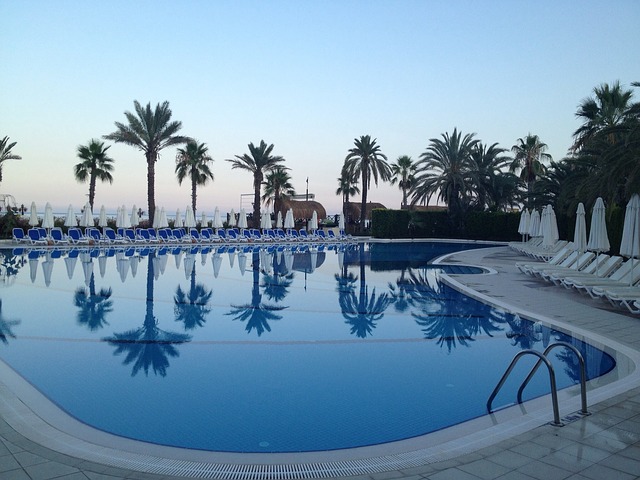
xmin=551 ymin=255 xmax=623 ymax=287
xmin=567 ymin=261 xmax=640 ymax=297
xmin=516 ymin=243 xmax=575 ymax=275
xmin=538 ymin=252 xmax=596 ymax=282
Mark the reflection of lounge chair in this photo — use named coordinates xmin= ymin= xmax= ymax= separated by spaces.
xmin=13 ymin=228 xmax=30 ymax=244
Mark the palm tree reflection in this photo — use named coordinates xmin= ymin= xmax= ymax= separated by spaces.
xmin=407 ymin=268 xmax=504 ymax=352
xmin=103 ymin=252 xmax=191 ymax=377
xmin=174 ymin=264 xmax=212 ymax=330
xmin=0 ymin=300 xmax=20 ymax=345
xmin=74 ymin=272 xmax=113 ymax=331
xmin=338 ymin=244 xmax=391 ymax=338
xmin=227 ymin=250 xmax=287 ymax=336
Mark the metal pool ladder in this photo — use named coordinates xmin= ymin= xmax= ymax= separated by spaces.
xmin=487 ymin=341 xmax=590 ymax=426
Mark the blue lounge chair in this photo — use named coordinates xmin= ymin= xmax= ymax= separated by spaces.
xmin=190 ymin=228 xmax=203 ymax=243
xmin=298 ymin=229 xmax=311 ymax=241
xmin=27 ymin=228 xmax=48 ymax=245
xmin=147 ymin=228 xmax=159 ymax=242
xmin=157 ymin=228 xmax=174 ymax=242
xmin=103 ymin=227 xmax=122 ymax=243
xmin=227 ymin=229 xmax=248 ymax=242
xmin=136 ymin=228 xmax=152 ymax=242
xmin=50 ymin=227 xmax=68 ymax=244
xmin=68 ymin=228 xmax=89 ymax=244
xmin=13 ymin=228 xmax=30 ymax=244
xmin=201 ymin=228 xmax=221 ymax=242
xmin=86 ymin=227 xmax=104 ymax=244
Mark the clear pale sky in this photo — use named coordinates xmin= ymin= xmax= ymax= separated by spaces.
xmin=2 ymin=0 xmax=639 ymax=216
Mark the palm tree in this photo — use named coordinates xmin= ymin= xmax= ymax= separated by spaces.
xmin=510 ymin=134 xmax=552 ymax=208
xmin=175 ymin=140 xmax=214 ymax=215
xmin=0 ymin=136 xmax=22 ymax=185
xmin=262 ymin=166 xmax=295 ymax=219
xmin=389 ymin=155 xmax=417 ymax=208
xmin=469 ymin=142 xmax=513 ymax=211
xmin=411 ymin=128 xmax=479 ymax=227
xmin=226 ymin=140 xmax=285 ymax=228
xmin=571 ymin=80 xmax=635 ymax=153
xmin=344 ymin=135 xmax=391 ymax=232
xmin=104 ymin=100 xmax=189 ymax=225
xmin=73 ymin=139 xmax=115 ymax=210
xmin=336 ymin=165 xmax=360 ymax=225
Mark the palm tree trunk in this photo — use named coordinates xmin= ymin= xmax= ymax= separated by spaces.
xmin=89 ymin=172 xmax=96 ymax=211
xmin=360 ymin=167 xmax=368 ymax=233
xmin=253 ymin=173 xmax=262 ymax=229
xmin=191 ymin=178 xmax=197 ymax=217
xmin=147 ymin=152 xmax=156 ymax=226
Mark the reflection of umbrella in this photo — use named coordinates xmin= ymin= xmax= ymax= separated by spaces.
xmin=174 ymin=208 xmax=183 ymax=228
xmin=213 ymin=207 xmax=223 ymax=229
xmin=42 ymin=202 xmax=55 ymax=231
xmin=620 ymin=194 xmax=640 ymax=284
xmin=29 ymin=202 xmax=39 ymax=226
xmin=184 ymin=254 xmax=195 ymax=279
xmin=65 ymin=253 xmax=78 ymax=279
xmin=337 ymin=249 xmax=344 ymax=270
xmin=276 ymin=211 xmax=283 ymax=229
xmin=228 ymin=209 xmax=237 ymax=227
xmin=80 ymin=202 xmax=94 ymax=228
xmin=99 ymin=254 xmax=107 ymax=278
xmin=82 ymin=259 xmax=93 ymax=287
xmin=518 ymin=209 xmax=530 ymax=241
xmin=174 ymin=249 xmax=183 ymax=268
xmin=29 ymin=253 xmax=39 ymax=283
xmin=309 ymin=248 xmax=317 ymax=272
xmin=338 ymin=213 xmax=345 ymax=231
xmin=284 ymin=209 xmax=294 ymax=229
xmin=129 ymin=256 xmax=139 ymax=277
xmin=64 ymin=204 xmax=76 ymax=228
xmin=116 ymin=257 xmax=129 ymax=282
xmin=130 ymin=205 xmax=139 ymax=227
xmin=574 ymin=203 xmax=587 ymax=254
xmin=238 ymin=209 xmax=248 ymax=229
xmin=238 ymin=252 xmax=247 ymax=275
xmin=284 ymin=249 xmax=294 ymax=272
xmin=212 ymin=253 xmax=222 ymax=278
xmin=228 ymin=248 xmax=236 ymax=268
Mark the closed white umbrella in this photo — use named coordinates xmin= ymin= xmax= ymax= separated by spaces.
xmin=620 ymin=194 xmax=640 ymax=284
xmin=130 ymin=205 xmax=139 ymax=228
xmin=153 ymin=207 xmax=161 ymax=229
xmin=238 ymin=209 xmax=248 ymax=229
xmin=284 ymin=209 xmax=295 ymax=229
xmin=542 ymin=205 xmax=559 ymax=248
xmin=518 ymin=209 xmax=530 ymax=241
xmin=174 ymin=208 xmax=183 ymax=228
xmin=29 ymin=201 xmax=39 ymax=226
xmin=228 ymin=209 xmax=237 ymax=227
xmin=276 ymin=211 xmax=283 ymax=229
xmin=528 ymin=209 xmax=541 ymax=238
xmin=98 ymin=205 xmax=108 ymax=231
xmin=201 ymin=211 xmax=208 ymax=228
xmin=159 ymin=207 xmax=168 ymax=228
xmin=42 ymin=202 xmax=55 ymax=233
xmin=64 ymin=204 xmax=76 ymax=228
xmin=115 ymin=207 xmax=123 ymax=229
xmin=121 ymin=204 xmax=131 ymax=228
xmin=80 ymin=202 xmax=94 ymax=228
xmin=261 ymin=212 xmax=271 ymax=230
xmin=338 ymin=213 xmax=345 ymax=232
xmin=573 ymin=203 xmax=587 ymax=254
xmin=185 ymin=206 xmax=196 ymax=229
xmin=587 ymin=197 xmax=610 ymax=276
xmin=213 ymin=207 xmax=223 ymax=229
xmin=309 ymin=211 xmax=318 ymax=231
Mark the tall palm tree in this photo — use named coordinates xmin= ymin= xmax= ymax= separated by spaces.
xmin=336 ymin=165 xmax=360 ymax=224
xmin=344 ymin=135 xmax=390 ymax=232
xmin=73 ymin=139 xmax=115 ymax=210
xmin=175 ymin=140 xmax=214 ymax=215
xmin=226 ymin=140 xmax=285 ymax=228
xmin=262 ymin=166 xmax=295 ymax=219
xmin=104 ymin=100 xmax=189 ymax=225
xmin=411 ymin=128 xmax=479 ymax=227
xmin=390 ymin=155 xmax=417 ymax=208
xmin=469 ymin=142 xmax=512 ymax=211
xmin=571 ymin=80 xmax=635 ymax=152
xmin=0 ymin=136 xmax=22 ymax=185
xmin=510 ymin=134 xmax=552 ymax=208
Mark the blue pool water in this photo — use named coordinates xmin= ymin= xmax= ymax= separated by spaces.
xmin=0 ymin=242 xmax=615 ymax=452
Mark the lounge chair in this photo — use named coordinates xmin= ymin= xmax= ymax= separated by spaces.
xmin=68 ymin=227 xmax=89 ymax=244
xmin=50 ymin=227 xmax=68 ymax=244
xmin=27 ymin=228 xmax=48 ymax=245
xmin=147 ymin=228 xmax=159 ymax=242
xmin=157 ymin=228 xmax=173 ymax=242
xmin=190 ymin=228 xmax=204 ymax=243
xmin=103 ymin=227 xmax=123 ymax=243
xmin=567 ymin=260 xmax=640 ymax=297
xmin=227 ymin=229 xmax=248 ymax=242
xmin=522 ymin=250 xmax=580 ymax=277
xmin=553 ymin=255 xmax=623 ymax=287
xmin=516 ymin=244 xmax=575 ymax=275
xmin=201 ymin=228 xmax=221 ymax=242
xmin=13 ymin=228 xmax=30 ymax=244
xmin=538 ymin=251 xmax=596 ymax=282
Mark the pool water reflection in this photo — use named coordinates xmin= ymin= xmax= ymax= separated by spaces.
xmin=0 ymin=242 xmax=615 ymax=452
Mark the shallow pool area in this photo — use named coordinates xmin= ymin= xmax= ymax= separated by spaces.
xmin=0 ymin=241 xmax=619 ymax=454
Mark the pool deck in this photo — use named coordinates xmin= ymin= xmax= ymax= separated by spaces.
xmin=1 ymin=244 xmax=639 ymax=480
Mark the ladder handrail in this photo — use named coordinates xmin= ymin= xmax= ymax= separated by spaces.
xmin=487 ymin=349 xmax=562 ymax=426
xmin=517 ymin=341 xmax=589 ymax=416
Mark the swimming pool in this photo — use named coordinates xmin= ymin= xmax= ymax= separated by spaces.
xmin=0 ymin=242 xmax=615 ymax=453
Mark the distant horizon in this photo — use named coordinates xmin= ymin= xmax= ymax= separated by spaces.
xmin=2 ymin=1 xmax=639 ymax=214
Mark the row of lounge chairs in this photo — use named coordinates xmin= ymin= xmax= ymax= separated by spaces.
xmin=13 ymin=226 xmax=352 ymax=246
xmin=516 ymin=243 xmax=640 ymax=314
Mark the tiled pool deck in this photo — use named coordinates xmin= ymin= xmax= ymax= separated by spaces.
xmin=1 ymin=244 xmax=639 ymax=480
